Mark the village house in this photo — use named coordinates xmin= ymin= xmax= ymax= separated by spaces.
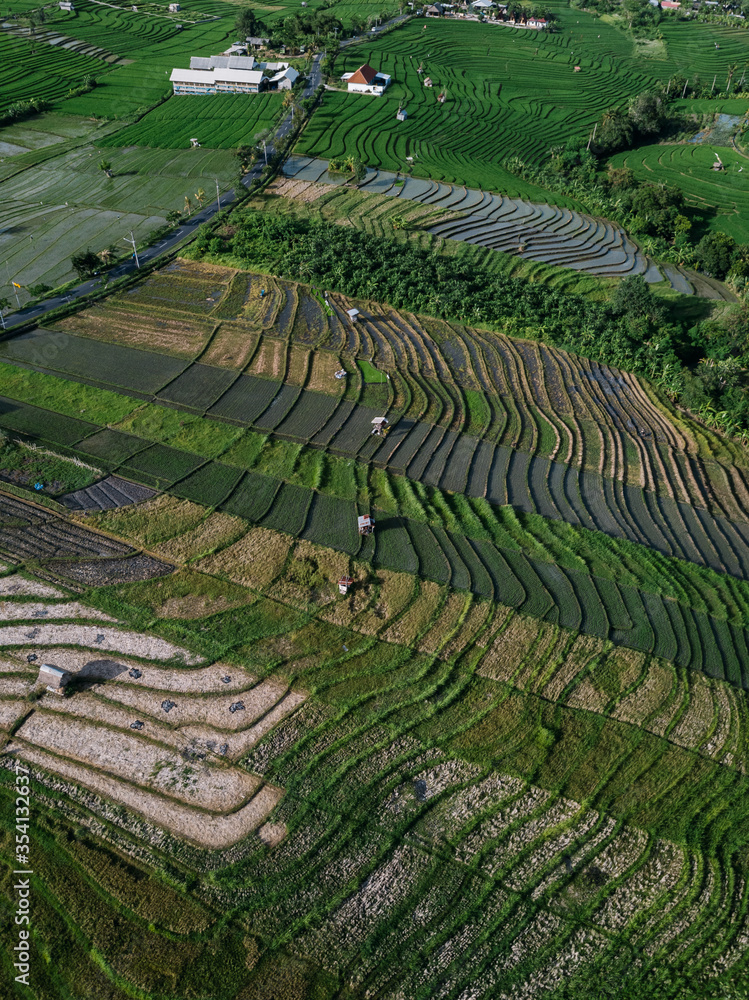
xmin=341 ymin=63 xmax=391 ymax=95
xmin=268 ymin=65 xmax=299 ymax=90
xmin=526 ymin=16 xmax=548 ymax=27
xmin=425 ymin=2 xmax=445 ymax=15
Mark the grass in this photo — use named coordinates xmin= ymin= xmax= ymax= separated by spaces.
xmin=357 ymin=358 xmax=388 ymax=384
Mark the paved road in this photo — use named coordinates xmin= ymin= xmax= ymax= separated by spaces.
xmin=0 ymin=19 xmax=408 ymax=332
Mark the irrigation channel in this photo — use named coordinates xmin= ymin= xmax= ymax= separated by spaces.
xmin=283 ymin=155 xmax=673 ymax=287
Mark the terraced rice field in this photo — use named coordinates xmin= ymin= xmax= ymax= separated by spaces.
xmin=0 ymin=33 xmax=106 ymax=115
xmin=610 ymin=142 xmax=749 ymax=243
xmin=1 ymin=262 xmax=749 ymax=684
xmin=2 ymin=471 xmax=749 ymax=996
xmin=284 ymin=155 xmax=659 ymax=281
xmin=297 ymin=17 xmax=658 ymax=193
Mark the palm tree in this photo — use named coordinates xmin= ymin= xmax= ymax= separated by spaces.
xmin=98 ymin=159 xmax=113 ymax=178
xmin=184 ymin=195 xmax=193 ymax=216
xmin=98 ymin=248 xmax=113 ymax=265
xmin=726 ymin=63 xmax=737 ymax=94
xmin=282 ymin=90 xmax=300 ymax=122
xmin=195 ymin=187 xmax=206 ymax=208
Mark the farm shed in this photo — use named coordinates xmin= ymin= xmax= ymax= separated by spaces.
xmin=59 ymin=0 xmax=74 ymax=9
xmin=168 ymin=2 xmax=180 ymax=9
xmin=425 ymin=3 xmax=445 ymax=15
xmin=248 ymin=36 xmax=270 ymax=49
xmin=37 ymin=663 xmax=71 ymax=695
xmin=341 ymin=64 xmax=391 ymax=96
xmin=358 ymin=514 xmax=375 ymax=535
xmin=397 ymin=107 xmax=408 ymax=121
xmin=471 ymin=0 xmax=496 ymax=8
xmin=527 ymin=17 xmax=548 ymax=27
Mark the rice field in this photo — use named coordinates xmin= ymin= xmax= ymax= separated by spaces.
xmin=0 ymin=146 xmax=237 ymax=302
xmin=297 ymin=17 xmax=657 ymax=191
xmin=609 ymin=142 xmax=749 ymax=243
xmin=3 ymin=9 xmax=749 ymax=995
xmin=98 ymin=92 xmax=284 ymax=150
xmin=1 ymin=479 xmax=748 ymax=997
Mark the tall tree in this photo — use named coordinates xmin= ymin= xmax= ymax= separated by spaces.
xmin=235 ymin=8 xmax=265 ymax=39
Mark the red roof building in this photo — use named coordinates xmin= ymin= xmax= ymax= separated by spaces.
xmin=347 ymin=63 xmax=378 ymax=85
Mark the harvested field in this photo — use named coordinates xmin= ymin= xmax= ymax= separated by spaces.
xmin=12 ymin=743 xmax=283 ymax=849
xmin=93 ymin=678 xmax=290 ymax=730
xmin=0 ymin=623 xmax=202 ymax=663
xmin=0 ymin=601 xmax=115 ymax=622
xmin=16 ymin=711 xmax=260 ymax=810
xmin=4 ymin=648 xmax=249 ymax=693
xmin=47 ymin=553 xmax=173 ymax=586
xmin=196 ymin=527 xmax=291 ymax=591
xmin=0 ymin=574 xmax=63 ymax=598
xmin=54 ymin=306 xmax=214 ymax=359
xmin=0 ymin=699 xmax=29 ymax=729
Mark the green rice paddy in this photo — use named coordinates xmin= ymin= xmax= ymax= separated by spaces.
xmin=610 ymin=141 xmax=749 ymax=242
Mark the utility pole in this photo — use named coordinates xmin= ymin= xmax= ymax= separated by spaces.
xmin=215 ymin=177 xmax=220 ymax=207
xmin=682 ymin=78 xmax=688 ymax=99
xmin=123 ymin=231 xmax=139 ymax=269
xmin=587 ymin=122 xmax=597 ymax=151
xmin=711 ymin=74 xmax=717 ymax=94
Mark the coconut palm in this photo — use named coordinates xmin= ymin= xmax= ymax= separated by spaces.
xmin=195 ymin=188 xmax=206 ymax=208
xmin=98 ymin=159 xmax=113 ymax=178
xmin=184 ymin=195 xmax=193 ymax=215
xmin=282 ymin=90 xmax=300 ymax=121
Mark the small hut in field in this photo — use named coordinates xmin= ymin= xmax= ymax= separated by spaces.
xmin=357 ymin=514 xmax=375 ymax=535
xmin=37 ymin=663 xmax=71 ymax=696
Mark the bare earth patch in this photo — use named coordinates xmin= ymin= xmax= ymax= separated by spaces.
xmin=11 ymin=743 xmax=283 ymax=849
xmin=0 ymin=575 xmax=64 ymax=598
xmin=16 ymin=711 xmax=260 ymax=811
xmin=0 ymin=624 xmax=203 ymax=664
xmin=0 ymin=601 xmax=116 ymax=622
